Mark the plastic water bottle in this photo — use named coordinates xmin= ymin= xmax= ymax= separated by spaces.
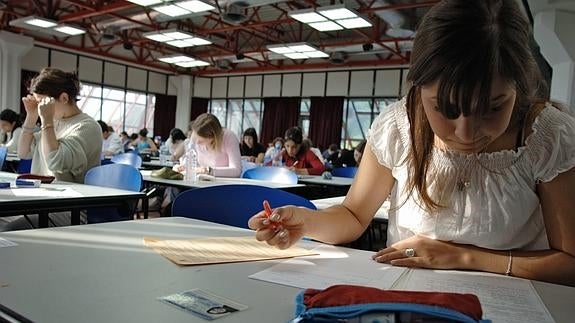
xmin=271 ymin=143 xmax=282 ymax=167
xmin=159 ymin=142 xmax=170 ymax=165
xmin=184 ymin=143 xmax=198 ymax=183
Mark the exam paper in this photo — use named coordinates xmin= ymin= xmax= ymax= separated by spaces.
xmin=249 ymin=245 xmax=407 ymax=290
xmin=144 ymin=236 xmax=317 ymax=266
xmin=0 ymin=237 xmax=17 ymax=247
xmin=401 ymin=269 xmax=554 ymax=323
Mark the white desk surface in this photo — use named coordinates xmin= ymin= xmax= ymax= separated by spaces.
xmin=0 ymin=217 xmax=573 ymax=323
xmin=312 ymin=196 xmax=389 ymax=220
xmin=0 ymin=172 xmax=143 ymax=203
xmin=298 ymin=175 xmax=354 ymax=186
xmin=141 ymin=170 xmax=304 ymax=189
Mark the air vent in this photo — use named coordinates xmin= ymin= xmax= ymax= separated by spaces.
xmin=329 ymin=52 xmax=347 ymax=65
xmin=222 ymin=2 xmax=249 ymax=24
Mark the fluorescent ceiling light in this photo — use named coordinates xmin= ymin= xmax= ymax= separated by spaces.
xmin=125 ymin=0 xmax=164 ymax=6
xmin=162 ymin=31 xmax=192 ymax=39
xmin=304 ymin=51 xmax=329 ymax=58
xmin=144 ymin=29 xmax=211 ymax=48
xmin=53 ymin=25 xmax=86 ymax=36
xmin=318 ymin=7 xmax=356 ymax=20
xmin=153 ymin=4 xmax=189 ymax=17
xmin=284 ymin=52 xmax=309 ymax=59
xmin=289 ymin=12 xmax=326 ymax=23
xmin=308 ymin=21 xmax=343 ymax=31
xmin=336 ymin=17 xmax=371 ymax=29
xmin=175 ymin=60 xmax=210 ymax=67
xmin=267 ymin=46 xmax=294 ymax=54
xmin=177 ymin=0 xmax=215 ymax=13
xmin=158 ymin=55 xmax=195 ymax=63
xmin=288 ymin=44 xmax=316 ymax=52
xmin=25 ymin=17 xmax=58 ymax=28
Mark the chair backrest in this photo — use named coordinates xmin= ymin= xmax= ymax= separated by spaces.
xmin=241 ymin=166 xmax=298 ymax=184
xmin=331 ymin=166 xmax=358 ymax=178
xmin=84 ymin=163 xmax=142 ymax=191
xmin=172 ymin=184 xmax=316 ymax=228
xmin=111 ymin=153 xmax=143 ymax=168
xmin=84 ymin=163 xmax=142 ymax=224
xmin=0 ymin=147 xmax=7 ymax=170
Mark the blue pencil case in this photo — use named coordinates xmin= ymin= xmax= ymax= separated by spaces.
xmin=292 ymin=284 xmax=490 ymax=323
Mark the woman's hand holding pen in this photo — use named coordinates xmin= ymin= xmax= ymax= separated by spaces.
xmin=248 ymin=204 xmax=306 ymax=250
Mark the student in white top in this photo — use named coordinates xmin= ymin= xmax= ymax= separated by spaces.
xmin=0 ymin=109 xmax=23 ymax=154
xmin=98 ymin=120 xmax=123 ymax=157
xmin=249 ymin=0 xmax=575 ymax=286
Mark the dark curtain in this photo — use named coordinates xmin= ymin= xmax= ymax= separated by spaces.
xmin=309 ymin=96 xmax=344 ymax=151
xmin=190 ymin=97 xmax=209 ymax=122
xmin=20 ymin=70 xmax=39 ymax=115
xmin=261 ymin=97 xmax=301 ymax=146
xmin=153 ymin=94 xmax=177 ymax=140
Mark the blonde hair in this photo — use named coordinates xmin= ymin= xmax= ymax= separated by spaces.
xmin=191 ymin=113 xmax=224 ymax=151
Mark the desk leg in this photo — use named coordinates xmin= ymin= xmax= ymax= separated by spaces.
xmin=71 ymin=209 xmax=81 ymax=225
xmin=39 ymin=212 xmax=49 ymax=228
xmin=142 ymin=197 xmax=149 ymax=219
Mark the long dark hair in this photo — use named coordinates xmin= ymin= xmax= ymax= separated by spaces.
xmin=240 ymin=127 xmax=259 ymax=152
xmin=0 ymin=109 xmax=22 ymax=144
xmin=404 ymin=0 xmax=543 ymax=212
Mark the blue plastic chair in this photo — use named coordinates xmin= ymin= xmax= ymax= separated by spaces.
xmin=242 ymin=166 xmax=298 ymax=184
xmin=111 ymin=153 xmax=143 ymax=168
xmin=331 ymin=167 xmax=358 ymax=178
xmin=0 ymin=147 xmax=7 ymax=170
xmin=172 ymin=184 xmax=316 ymax=228
xmin=16 ymin=159 xmax=32 ymax=174
xmin=84 ymin=163 xmax=143 ymax=223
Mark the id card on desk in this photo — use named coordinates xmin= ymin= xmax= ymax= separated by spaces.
xmin=158 ymin=289 xmax=248 ymax=320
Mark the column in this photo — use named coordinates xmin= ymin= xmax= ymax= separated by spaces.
xmin=0 ymin=31 xmax=34 ymax=112
xmin=534 ymin=10 xmax=575 ymax=112
xmin=173 ymin=74 xmax=192 ymax=131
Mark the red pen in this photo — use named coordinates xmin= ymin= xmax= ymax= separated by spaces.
xmin=263 ymin=200 xmax=277 ymax=229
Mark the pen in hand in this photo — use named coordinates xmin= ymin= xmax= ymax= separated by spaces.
xmin=263 ymin=200 xmax=277 ymax=230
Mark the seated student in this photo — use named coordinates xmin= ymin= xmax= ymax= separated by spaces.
xmin=98 ymin=120 xmax=123 ymax=157
xmin=5 ymin=68 xmax=102 ymax=230
xmin=263 ymin=137 xmax=284 ymax=166
xmin=354 ymin=140 xmax=367 ymax=165
xmin=136 ymin=128 xmax=157 ymax=154
xmin=322 ymin=144 xmax=340 ymax=166
xmin=165 ymin=128 xmax=187 ymax=161
xmin=120 ymin=131 xmax=130 ymax=152
xmin=250 ymin=0 xmax=575 ymax=287
xmin=240 ymin=127 xmax=266 ymax=164
xmin=332 ymin=148 xmax=357 ymax=168
xmin=175 ymin=113 xmax=242 ymax=177
xmin=0 ymin=109 xmax=23 ymax=154
xmin=273 ymin=127 xmax=325 ymax=176
xmin=302 ymin=138 xmax=325 ymax=165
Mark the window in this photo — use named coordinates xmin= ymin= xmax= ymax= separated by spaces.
xmin=78 ymin=83 xmax=156 ymax=136
xmin=227 ymin=99 xmax=243 ymax=139
xmin=243 ymin=99 xmax=262 ymax=140
xmin=210 ymin=100 xmax=227 ymax=127
xmin=299 ymin=98 xmax=310 ymax=138
xmin=342 ymin=99 xmax=372 ymax=149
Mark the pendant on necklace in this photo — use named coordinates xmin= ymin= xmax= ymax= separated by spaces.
xmin=457 ymin=180 xmax=470 ymax=192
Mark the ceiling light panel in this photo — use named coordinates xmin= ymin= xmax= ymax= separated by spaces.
xmin=153 ymin=4 xmax=189 ymax=17
xmin=267 ymin=43 xmax=328 ymax=60
xmin=125 ymin=0 xmax=164 ymax=6
xmin=289 ymin=5 xmax=372 ymax=31
xmin=143 ymin=29 xmax=211 ymax=48
xmin=53 ymin=25 xmax=86 ymax=36
xmin=177 ymin=0 xmax=215 ymax=13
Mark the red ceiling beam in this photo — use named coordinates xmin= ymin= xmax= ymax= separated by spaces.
xmin=59 ymin=0 xmax=136 ymax=22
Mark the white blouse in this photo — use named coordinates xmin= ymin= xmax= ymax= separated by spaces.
xmin=368 ymin=99 xmax=575 ymax=251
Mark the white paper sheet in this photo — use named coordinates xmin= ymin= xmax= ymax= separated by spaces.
xmin=401 ymin=269 xmax=555 ymax=323
xmin=249 ymin=244 xmax=406 ymax=290
xmin=0 ymin=237 xmax=17 ymax=247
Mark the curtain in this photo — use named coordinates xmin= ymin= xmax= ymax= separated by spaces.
xmin=153 ymin=94 xmax=177 ymax=140
xmin=190 ymin=97 xmax=209 ymax=122
xmin=309 ymin=96 xmax=344 ymax=151
xmin=261 ymin=97 xmax=301 ymax=146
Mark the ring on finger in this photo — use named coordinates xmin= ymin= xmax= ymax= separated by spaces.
xmin=404 ymin=248 xmax=416 ymax=257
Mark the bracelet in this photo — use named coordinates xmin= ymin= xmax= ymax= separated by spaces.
xmin=505 ymin=251 xmax=513 ymax=276
xmin=22 ymin=126 xmax=36 ymax=133
xmin=41 ymin=124 xmax=54 ymax=131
